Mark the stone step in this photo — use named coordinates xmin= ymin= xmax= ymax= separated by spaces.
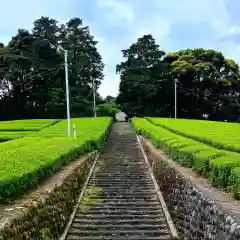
xmin=78 ymin=206 xmax=163 ymax=212
xmin=68 ymin=229 xmax=170 ymax=237
xmin=88 ymin=196 xmax=158 ymax=201
xmin=80 ymin=201 xmax=161 ymax=206
xmin=85 ymin=198 xmax=159 ymax=203
xmin=75 ymin=213 xmax=165 ymax=219
xmin=73 ymin=219 xmax=166 ymax=224
xmin=71 ymin=223 xmax=168 ymax=231
xmin=63 ymin=123 xmax=175 ymax=240
xmin=87 ymin=185 xmax=155 ymax=189
xmin=67 ymin=236 xmax=170 ymax=240
xmin=93 ymin=191 xmax=158 ymax=197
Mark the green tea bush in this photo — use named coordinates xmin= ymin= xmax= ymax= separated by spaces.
xmin=0 ymin=117 xmax=112 ymax=202
xmin=132 ymin=117 xmax=240 ymax=199
xmin=0 ymin=131 xmax=37 ymax=141
xmin=0 ymin=119 xmax=59 ymax=131
xmin=147 ymin=117 xmax=240 ymax=153
xmin=229 ymin=167 xmax=240 ymax=199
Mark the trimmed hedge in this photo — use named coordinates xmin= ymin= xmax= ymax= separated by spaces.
xmin=229 ymin=167 xmax=240 ymax=199
xmin=0 ymin=117 xmax=112 ymax=202
xmin=147 ymin=117 xmax=240 ymax=153
xmin=133 ymin=117 xmax=240 ymax=199
xmin=0 ymin=131 xmax=37 ymax=141
xmin=0 ymin=119 xmax=60 ymax=141
xmin=0 ymin=119 xmax=59 ymax=131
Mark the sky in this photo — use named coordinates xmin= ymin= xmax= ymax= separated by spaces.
xmin=1 ymin=0 xmax=240 ymax=98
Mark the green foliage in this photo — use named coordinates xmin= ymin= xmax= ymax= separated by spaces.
xmin=0 ymin=16 xmax=104 ymax=120
xmin=0 ymin=119 xmax=58 ymax=131
xmin=116 ymin=35 xmax=240 ymax=121
xmin=116 ymin=34 xmax=167 ymax=116
xmin=0 ymin=131 xmax=36 ymax=141
xmin=0 ymin=117 xmax=111 ymax=202
xmin=229 ymin=167 xmax=240 ymax=199
xmin=147 ymin=117 xmax=240 ymax=153
xmin=96 ymin=103 xmax=120 ymax=118
xmin=132 ymin=117 xmax=240 ymax=199
xmin=0 ymin=119 xmax=59 ymax=141
xmin=209 ymin=154 xmax=240 ymax=187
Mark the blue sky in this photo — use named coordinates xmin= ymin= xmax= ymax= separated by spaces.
xmin=1 ymin=0 xmax=240 ymax=97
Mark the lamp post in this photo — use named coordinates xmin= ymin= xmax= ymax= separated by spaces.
xmin=58 ymin=46 xmax=71 ymax=137
xmin=174 ymin=78 xmax=178 ymax=119
xmin=92 ymin=78 xmax=96 ymax=118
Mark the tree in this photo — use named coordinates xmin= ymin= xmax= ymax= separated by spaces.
xmin=116 ymin=34 xmax=167 ymax=116
xmin=60 ymin=17 xmax=104 ymax=117
xmin=116 ymin=36 xmax=240 ymax=121
xmin=0 ymin=16 xmax=104 ymax=120
xmin=165 ymin=49 xmax=240 ymax=121
xmin=105 ymin=95 xmax=116 ymax=103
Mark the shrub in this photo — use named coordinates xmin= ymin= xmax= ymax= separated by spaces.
xmin=0 ymin=119 xmax=59 ymax=131
xmin=0 ymin=131 xmax=36 ymax=141
xmin=147 ymin=117 xmax=240 ymax=153
xmin=0 ymin=117 xmax=112 ymax=202
xmin=132 ymin=117 xmax=240 ymax=199
xmin=96 ymin=103 xmax=120 ymax=119
xmin=229 ymin=167 xmax=240 ymax=199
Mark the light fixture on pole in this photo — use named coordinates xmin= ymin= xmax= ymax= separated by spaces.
xmin=92 ymin=78 xmax=96 ymax=118
xmin=174 ymin=78 xmax=178 ymax=119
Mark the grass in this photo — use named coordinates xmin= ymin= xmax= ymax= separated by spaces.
xmin=133 ymin=117 xmax=240 ymax=199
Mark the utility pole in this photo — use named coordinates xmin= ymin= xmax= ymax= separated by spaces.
xmin=64 ymin=49 xmax=71 ymax=137
xmin=93 ymin=78 xmax=96 ymax=118
xmin=50 ymin=43 xmax=71 ymax=136
xmin=174 ymin=78 xmax=177 ymax=119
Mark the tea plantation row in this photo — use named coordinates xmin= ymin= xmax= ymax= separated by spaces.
xmin=133 ymin=118 xmax=240 ymax=199
xmin=0 ymin=119 xmax=59 ymax=141
xmin=0 ymin=117 xmax=111 ymax=202
xmin=147 ymin=117 xmax=240 ymax=153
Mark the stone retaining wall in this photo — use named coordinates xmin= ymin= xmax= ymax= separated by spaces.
xmin=140 ymin=137 xmax=240 ymax=240
xmin=0 ymin=152 xmax=96 ymax=240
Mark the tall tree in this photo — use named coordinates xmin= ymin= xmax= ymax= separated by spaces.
xmin=116 ymin=36 xmax=240 ymax=121
xmin=164 ymin=49 xmax=240 ymax=120
xmin=116 ymin=34 xmax=167 ymax=116
xmin=61 ymin=17 xmax=104 ymax=117
xmin=0 ymin=16 xmax=104 ymax=120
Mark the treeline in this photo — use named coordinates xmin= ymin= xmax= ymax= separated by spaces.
xmin=0 ymin=17 xmax=104 ymax=120
xmin=116 ymin=35 xmax=240 ymax=122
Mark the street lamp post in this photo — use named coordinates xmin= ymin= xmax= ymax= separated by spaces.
xmin=64 ymin=49 xmax=71 ymax=136
xmin=92 ymin=78 xmax=96 ymax=118
xmin=57 ymin=46 xmax=71 ymax=137
xmin=50 ymin=44 xmax=71 ymax=137
xmin=174 ymin=78 xmax=178 ymax=119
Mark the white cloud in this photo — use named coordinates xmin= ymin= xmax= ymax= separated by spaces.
xmin=0 ymin=0 xmax=78 ymax=44
xmin=1 ymin=0 xmax=240 ymax=98
xmin=97 ymin=0 xmax=134 ymax=23
xmin=98 ymin=72 xmax=120 ymax=97
xmin=95 ymin=0 xmax=240 ymax=96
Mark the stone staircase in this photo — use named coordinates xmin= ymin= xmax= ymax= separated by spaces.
xmin=63 ymin=122 xmax=177 ymax=240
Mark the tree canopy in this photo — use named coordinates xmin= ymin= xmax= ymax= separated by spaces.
xmin=0 ymin=16 xmax=104 ymax=120
xmin=116 ymin=34 xmax=240 ymax=122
